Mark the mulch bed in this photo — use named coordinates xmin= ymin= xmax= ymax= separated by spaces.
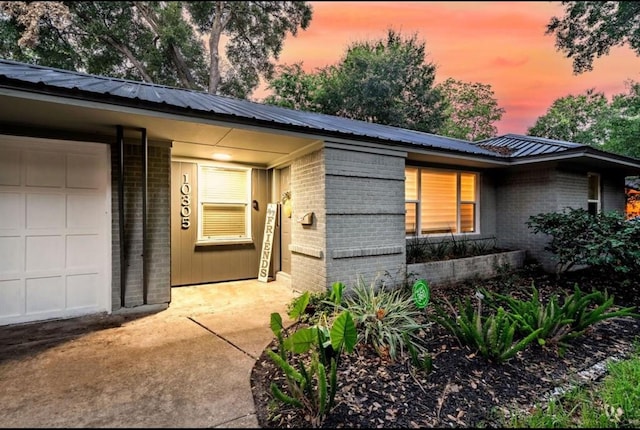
xmin=250 ymin=265 xmax=640 ymax=428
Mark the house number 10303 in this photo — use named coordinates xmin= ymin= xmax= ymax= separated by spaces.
xmin=180 ymin=173 xmax=191 ymax=229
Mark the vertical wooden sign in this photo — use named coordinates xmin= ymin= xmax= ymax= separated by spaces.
xmin=258 ymin=203 xmax=278 ymax=282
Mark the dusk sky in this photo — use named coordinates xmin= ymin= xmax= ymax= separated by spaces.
xmin=254 ymin=1 xmax=640 ymax=136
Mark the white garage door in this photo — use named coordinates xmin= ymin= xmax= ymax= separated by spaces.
xmin=0 ymin=136 xmax=110 ymax=325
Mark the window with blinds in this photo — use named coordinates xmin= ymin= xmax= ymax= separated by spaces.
xmin=198 ymin=165 xmax=251 ymax=242
xmin=404 ymin=167 xmax=478 ymax=235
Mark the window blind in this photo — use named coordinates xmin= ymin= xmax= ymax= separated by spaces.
xmin=421 ymin=171 xmax=457 ymax=233
xmin=201 ymin=204 xmax=246 ymax=237
xmin=198 ymin=165 xmax=251 ymax=241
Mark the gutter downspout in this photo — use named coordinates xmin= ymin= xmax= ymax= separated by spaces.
xmin=141 ymin=128 xmax=148 ymax=305
xmin=117 ymin=125 xmax=126 ymax=308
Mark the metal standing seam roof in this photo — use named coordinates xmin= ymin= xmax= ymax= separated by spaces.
xmin=475 ymin=134 xmax=585 ymax=157
xmin=0 ymin=59 xmax=501 ymax=158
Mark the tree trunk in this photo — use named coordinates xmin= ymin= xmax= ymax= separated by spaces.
xmin=134 ymin=2 xmax=196 ymax=89
xmin=207 ymin=3 xmax=230 ymax=94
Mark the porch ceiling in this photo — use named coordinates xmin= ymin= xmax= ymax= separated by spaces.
xmin=0 ymin=93 xmax=318 ymax=167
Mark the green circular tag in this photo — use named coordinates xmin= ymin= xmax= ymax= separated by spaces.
xmin=412 ymin=279 xmax=430 ymax=309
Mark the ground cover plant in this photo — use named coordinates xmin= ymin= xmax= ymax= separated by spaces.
xmin=250 ymin=263 xmax=640 ymax=428
xmin=406 ymin=234 xmax=503 ymax=264
xmin=504 ymin=343 xmax=640 ymax=428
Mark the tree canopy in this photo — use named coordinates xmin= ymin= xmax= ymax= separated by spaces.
xmin=265 ymin=29 xmax=446 ymax=133
xmin=547 ymin=1 xmax=640 ymax=74
xmin=186 ymin=1 xmax=311 ymax=97
xmin=526 ymin=88 xmax=611 ymax=145
xmin=603 ymin=81 xmax=640 ymax=159
xmin=527 ymin=82 xmax=640 ymax=159
xmin=435 ymin=78 xmax=505 ymax=141
xmin=0 ymin=1 xmax=312 ymax=97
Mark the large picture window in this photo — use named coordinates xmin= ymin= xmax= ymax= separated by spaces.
xmin=405 ymin=167 xmax=478 ymax=235
xmin=198 ymin=165 xmax=252 ymax=243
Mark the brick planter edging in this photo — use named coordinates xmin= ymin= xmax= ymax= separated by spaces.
xmin=407 ymin=250 xmax=526 ymax=286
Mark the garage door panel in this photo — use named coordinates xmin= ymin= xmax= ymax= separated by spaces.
xmin=67 ymin=235 xmax=101 ymax=268
xmin=0 ymin=237 xmax=22 ymax=274
xmin=67 ymin=154 xmax=103 ymax=189
xmin=25 ymin=150 xmax=65 ymax=188
xmin=67 ymin=194 xmax=104 ymax=228
xmin=26 ymin=276 xmax=64 ymax=313
xmin=0 ymin=148 xmax=20 ymax=185
xmin=0 ymin=193 xmax=24 ymax=229
xmin=26 ymin=235 xmax=65 ymax=272
xmin=0 ymin=279 xmax=23 ymax=317
xmin=26 ymin=193 xmax=66 ymax=229
xmin=0 ymin=136 xmax=110 ymax=325
xmin=67 ymin=273 xmax=98 ymax=309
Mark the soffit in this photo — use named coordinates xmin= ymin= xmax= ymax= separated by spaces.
xmin=0 ymin=94 xmax=316 ymax=167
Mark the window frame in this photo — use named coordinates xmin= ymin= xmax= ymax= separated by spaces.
xmin=196 ymin=162 xmax=253 ymax=245
xmin=405 ymin=166 xmax=480 ymax=237
xmin=587 ymin=172 xmax=601 ymax=215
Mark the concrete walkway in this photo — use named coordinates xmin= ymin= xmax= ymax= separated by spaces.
xmin=0 ymin=279 xmax=299 ymax=428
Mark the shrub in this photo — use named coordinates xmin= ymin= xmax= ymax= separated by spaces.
xmin=338 ymin=277 xmax=432 ymax=369
xmin=527 ymin=208 xmax=640 ymax=275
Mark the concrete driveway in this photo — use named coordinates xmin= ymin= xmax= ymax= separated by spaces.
xmin=0 ymin=279 xmax=298 ymax=428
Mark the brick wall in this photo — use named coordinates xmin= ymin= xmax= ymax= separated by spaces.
xmin=288 ymin=144 xmax=407 ymax=293
xmin=555 ymin=169 xmax=587 ymax=210
xmin=496 ymin=167 xmax=557 ymax=270
xmin=324 ymin=145 xmax=406 ymax=290
xmin=111 ymin=142 xmax=171 ymax=310
xmin=495 ymin=166 xmax=626 ymax=272
xmin=290 ymin=149 xmax=327 ymax=292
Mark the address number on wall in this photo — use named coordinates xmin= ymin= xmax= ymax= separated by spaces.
xmin=180 ymin=173 xmax=191 ymax=229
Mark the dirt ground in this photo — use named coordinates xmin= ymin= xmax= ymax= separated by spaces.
xmin=251 ymin=266 xmax=640 ymax=428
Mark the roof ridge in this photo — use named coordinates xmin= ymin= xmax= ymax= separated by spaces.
xmin=501 ymin=133 xmax=584 ymax=148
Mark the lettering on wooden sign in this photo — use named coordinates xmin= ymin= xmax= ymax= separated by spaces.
xmin=258 ymin=203 xmax=278 ymax=282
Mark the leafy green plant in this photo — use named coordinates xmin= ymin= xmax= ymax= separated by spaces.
xmin=425 ymin=237 xmax=451 ymax=261
xmin=407 ymin=234 xmax=500 ymax=264
xmin=406 ymin=234 xmax=429 ymax=264
xmin=527 ymin=208 xmax=640 ymax=276
xmin=561 ymin=285 xmax=638 ymax=334
xmin=483 ymin=284 xmax=638 ymax=354
xmin=433 ymin=292 xmax=543 ymax=363
xmin=267 ymin=309 xmax=357 ymax=427
xmin=287 ymin=290 xmax=334 ymax=325
xmin=470 ymin=236 xmax=498 ymax=256
xmin=505 ymin=344 xmax=640 ymax=428
xmin=338 ymin=277 xmax=431 ymax=367
xmin=482 ymin=285 xmax=574 ymax=350
xmin=449 ymin=233 xmax=471 ymax=258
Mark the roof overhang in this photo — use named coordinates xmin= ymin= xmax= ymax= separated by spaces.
xmin=2 ymin=77 xmax=640 ymax=175
xmin=0 ymin=83 xmax=508 ymax=168
xmin=508 ymin=147 xmax=640 ymax=176
xmin=0 ymin=86 xmax=324 ymax=168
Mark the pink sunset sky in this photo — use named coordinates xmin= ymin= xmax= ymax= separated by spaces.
xmin=254 ymin=1 xmax=640 ymax=136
